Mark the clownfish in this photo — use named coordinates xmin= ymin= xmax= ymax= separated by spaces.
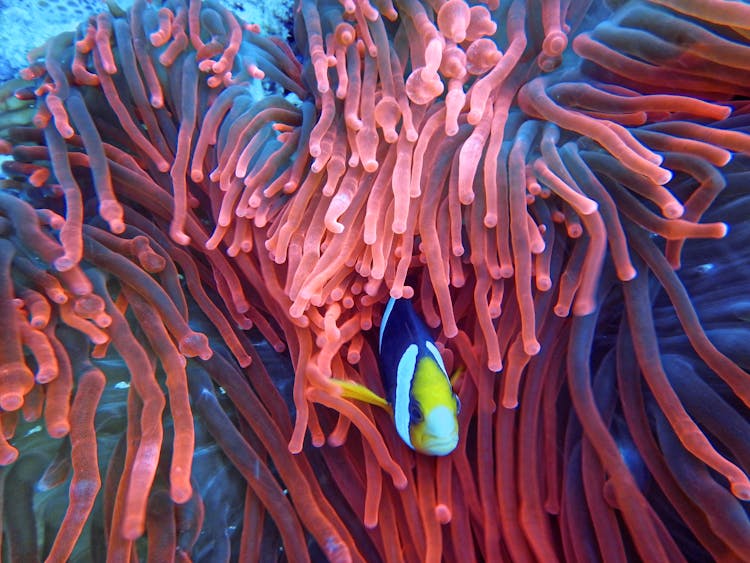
xmin=334 ymin=297 xmax=461 ymax=456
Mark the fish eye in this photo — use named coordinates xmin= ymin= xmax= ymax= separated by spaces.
xmin=409 ymin=403 xmax=423 ymax=423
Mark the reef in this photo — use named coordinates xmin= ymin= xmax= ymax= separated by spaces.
xmin=0 ymin=0 xmax=749 ymax=560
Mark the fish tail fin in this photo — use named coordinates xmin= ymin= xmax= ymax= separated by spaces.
xmin=450 ymin=365 xmax=465 ymax=387
xmin=330 ymin=378 xmax=390 ymax=411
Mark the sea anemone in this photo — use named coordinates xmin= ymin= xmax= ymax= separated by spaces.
xmin=0 ymin=0 xmax=749 ymax=560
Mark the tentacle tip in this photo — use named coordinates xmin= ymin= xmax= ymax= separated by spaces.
xmin=619 ymin=266 xmax=637 ymax=281
xmin=536 ymin=277 xmax=552 ymax=291
xmin=35 ymin=371 xmax=57 ymax=384
xmin=383 ymin=129 xmax=398 ymax=143
xmin=0 ymin=449 xmax=19 ymax=466
xmin=655 ymin=168 xmax=672 ymax=185
xmin=393 ymin=474 xmax=408 ymax=490
xmin=572 ymin=300 xmax=596 ymax=317
xmin=171 ymin=486 xmax=193 ymax=504
xmin=53 ymin=256 xmax=76 ymax=272
xmin=435 ymin=504 xmax=452 ymax=524
xmin=553 ymin=304 xmax=570 ymax=317
xmin=169 ymin=228 xmax=191 ymax=246
xmin=501 ymin=397 xmax=519 ymax=409
xmin=121 ymin=519 xmax=145 ymax=541
xmin=0 ymin=393 xmax=24 ymax=412
xmin=524 ymin=340 xmax=541 ymax=355
xmin=663 ymin=202 xmax=684 ymax=219
xmin=109 ymin=219 xmax=126 ymax=234
xmin=731 ymin=483 xmax=750 ymax=501
xmin=543 ymin=31 xmax=568 ymax=57
xmin=326 ymin=222 xmax=345 ymax=234
xmin=327 ymin=435 xmax=345 ymax=447
xmin=48 ymin=423 xmax=71 ymax=439
xmin=444 ymin=326 xmax=459 ymax=338
xmin=391 ymin=220 xmax=407 ymax=234
xmin=459 ymin=193 xmax=475 ymax=205
xmin=488 ymin=359 xmax=503 ymax=372
xmin=364 ymin=517 xmax=378 ymax=530
xmin=467 ymin=109 xmax=483 ymax=125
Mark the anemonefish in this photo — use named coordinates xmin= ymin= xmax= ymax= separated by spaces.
xmin=334 ymin=297 xmax=461 ymax=456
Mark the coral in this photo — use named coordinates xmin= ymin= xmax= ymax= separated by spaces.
xmin=0 ymin=0 xmax=749 ymax=560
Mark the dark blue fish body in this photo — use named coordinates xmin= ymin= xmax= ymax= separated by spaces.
xmin=379 ymin=298 xmax=438 ymax=402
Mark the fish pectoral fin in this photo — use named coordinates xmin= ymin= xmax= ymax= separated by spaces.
xmin=330 ymin=378 xmax=390 ymax=411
